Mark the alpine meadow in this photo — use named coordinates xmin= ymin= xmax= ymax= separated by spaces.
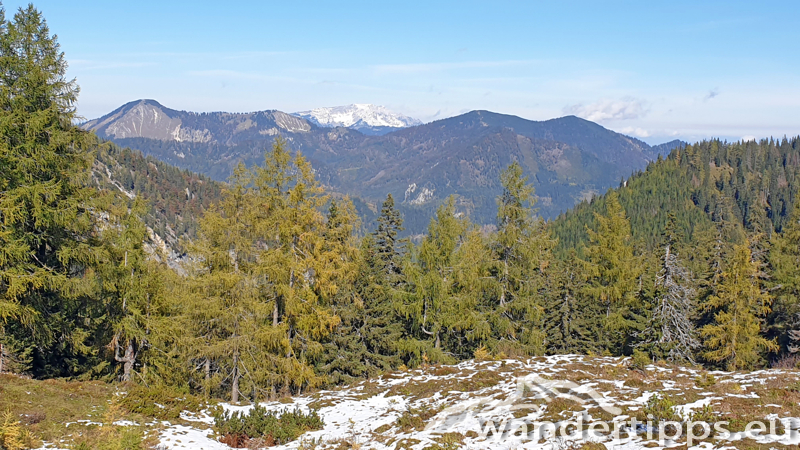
xmin=1 ymin=3 xmax=800 ymax=450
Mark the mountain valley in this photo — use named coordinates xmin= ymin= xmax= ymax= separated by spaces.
xmin=83 ymin=100 xmax=683 ymax=233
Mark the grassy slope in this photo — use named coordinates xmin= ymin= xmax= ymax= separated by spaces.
xmin=0 ymin=374 xmax=207 ymax=449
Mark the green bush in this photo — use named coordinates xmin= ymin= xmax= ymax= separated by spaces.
xmin=630 ymin=350 xmax=651 ymax=371
xmin=694 ymin=372 xmax=717 ymax=388
xmin=644 ymin=393 xmax=678 ymax=422
xmin=0 ymin=410 xmax=34 ymax=450
xmin=116 ymin=385 xmax=203 ymax=421
xmin=689 ymin=404 xmax=718 ymax=423
xmin=213 ymin=405 xmax=324 ymax=446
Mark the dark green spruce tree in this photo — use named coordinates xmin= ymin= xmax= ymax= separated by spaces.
xmin=319 ymin=194 xmax=405 ymax=383
xmin=769 ymin=194 xmax=800 ymax=354
xmin=580 ymin=191 xmax=642 ymax=354
xmin=544 ymin=251 xmax=605 ymax=355
xmin=486 ymin=162 xmax=553 ymax=356
xmin=0 ymin=5 xmax=103 ymax=377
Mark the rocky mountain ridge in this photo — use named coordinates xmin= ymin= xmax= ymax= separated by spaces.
xmin=83 ymin=100 xmax=683 ymax=233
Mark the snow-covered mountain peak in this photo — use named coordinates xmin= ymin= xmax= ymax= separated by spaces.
xmin=292 ymin=104 xmax=421 ymax=135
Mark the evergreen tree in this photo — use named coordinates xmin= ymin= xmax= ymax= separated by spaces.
xmin=253 ymin=139 xmax=345 ymax=393
xmin=768 ymin=196 xmax=800 ymax=353
xmin=487 ymin=162 xmax=552 ymax=356
xmin=581 ymin=191 xmax=641 ymax=353
xmin=700 ymin=243 xmax=778 ymax=370
xmin=186 ymin=167 xmax=277 ymax=402
xmin=543 ymin=252 xmax=604 ymax=355
xmin=318 ymin=194 xmax=406 ymax=383
xmin=97 ymin=198 xmax=171 ymax=382
xmin=397 ymin=197 xmax=490 ymax=364
xmin=0 ymin=5 xmax=102 ymax=376
xmin=186 ymin=141 xmax=356 ymax=399
xmin=373 ymin=194 xmax=405 ymax=278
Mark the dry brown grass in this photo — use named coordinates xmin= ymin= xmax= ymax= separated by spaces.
xmin=0 ymin=373 xmax=118 ymax=445
xmin=538 ymin=397 xmax=585 ymax=422
xmin=578 ymin=443 xmax=607 ymax=450
xmin=385 ymin=370 xmax=503 ymax=401
xmin=725 ymin=440 xmax=794 ymax=450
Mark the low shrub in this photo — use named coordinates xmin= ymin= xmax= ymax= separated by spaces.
xmin=0 ymin=411 xmax=26 ymax=450
xmin=73 ymin=426 xmax=145 ymax=450
xmin=630 ymin=350 xmax=651 ymax=371
xmin=116 ymin=385 xmax=203 ymax=421
xmin=644 ymin=393 xmax=678 ymax=423
xmin=0 ymin=410 xmax=36 ymax=450
xmin=473 ymin=346 xmax=492 ymax=361
xmin=213 ymin=405 xmax=324 ymax=448
xmin=695 ymin=372 xmax=717 ymax=389
xmin=690 ymin=404 xmax=718 ymax=423
xmin=771 ymin=353 xmax=800 ymax=369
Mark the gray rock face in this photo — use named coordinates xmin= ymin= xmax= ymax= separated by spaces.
xmin=83 ymin=100 xmax=312 ymax=145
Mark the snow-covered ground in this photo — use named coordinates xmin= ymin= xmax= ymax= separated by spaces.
xmin=157 ymin=355 xmax=800 ymax=449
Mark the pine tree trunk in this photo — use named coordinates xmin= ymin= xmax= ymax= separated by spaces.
xmin=273 ymin=302 xmax=279 ymax=327
xmin=500 ymin=258 xmax=508 ymax=307
xmin=114 ymin=338 xmax=136 ymax=382
xmin=231 ymin=351 xmax=240 ymax=403
xmin=0 ymin=343 xmax=4 ymax=374
xmin=435 ymin=333 xmax=441 ymax=350
xmin=122 ymin=341 xmax=135 ymax=382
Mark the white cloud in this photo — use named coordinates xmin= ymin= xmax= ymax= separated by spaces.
xmin=617 ymin=126 xmax=651 ymax=138
xmin=741 ymin=135 xmax=757 ymax=142
xmin=564 ymin=97 xmax=648 ymax=122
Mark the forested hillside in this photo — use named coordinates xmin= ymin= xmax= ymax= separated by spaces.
xmin=551 ymin=137 xmax=800 ymax=358
xmin=93 ymin=142 xmax=223 ymax=252
xmin=553 ymin=138 xmax=800 ymax=254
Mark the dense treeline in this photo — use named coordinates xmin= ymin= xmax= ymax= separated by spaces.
xmin=1 ymin=5 xmax=800 ymax=406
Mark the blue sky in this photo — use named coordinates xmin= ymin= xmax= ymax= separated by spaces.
xmin=6 ymin=0 xmax=800 ymax=144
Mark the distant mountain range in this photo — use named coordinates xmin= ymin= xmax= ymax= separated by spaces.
xmin=292 ymin=104 xmax=422 ymax=135
xmin=82 ymin=100 xmax=684 ymax=233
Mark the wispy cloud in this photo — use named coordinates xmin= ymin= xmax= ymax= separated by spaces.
xmin=617 ymin=126 xmax=651 ymax=138
xmin=188 ymin=69 xmax=267 ymax=80
xmin=563 ymin=97 xmax=649 ymax=122
xmin=704 ymin=88 xmax=720 ymax=101
xmin=70 ymin=60 xmax=156 ymax=71
xmin=121 ymin=50 xmax=288 ymax=59
xmin=371 ymin=60 xmax=534 ymax=74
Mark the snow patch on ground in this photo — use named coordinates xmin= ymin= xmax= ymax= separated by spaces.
xmin=153 ymin=355 xmax=800 ymax=449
